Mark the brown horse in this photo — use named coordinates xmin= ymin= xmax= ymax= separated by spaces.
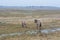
xmin=34 ymin=19 xmax=42 ymax=32
xmin=21 ymin=20 xmax=27 ymax=28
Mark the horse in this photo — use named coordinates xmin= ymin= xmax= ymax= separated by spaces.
xmin=34 ymin=19 xmax=42 ymax=32
xmin=21 ymin=20 xmax=27 ymax=28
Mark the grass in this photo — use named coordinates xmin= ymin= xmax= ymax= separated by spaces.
xmin=0 ymin=19 xmax=60 ymax=40
xmin=0 ymin=9 xmax=60 ymax=40
xmin=0 ymin=23 xmax=29 ymax=34
xmin=1 ymin=31 xmax=60 ymax=40
xmin=0 ymin=19 xmax=60 ymax=34
xmin=0 ymin=9 xmax=60 ymax=17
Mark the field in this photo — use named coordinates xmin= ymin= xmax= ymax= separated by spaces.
xmin=0 ymin=9 xmax=60 ymax=40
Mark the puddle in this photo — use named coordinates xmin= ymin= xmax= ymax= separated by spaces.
xmin=41 ymin=28 xmax=60 ymax=34
xmin=0 ymin=27 xmax=60 ymax=38
xmin=0 ymin=32 xmax=23 ymax=38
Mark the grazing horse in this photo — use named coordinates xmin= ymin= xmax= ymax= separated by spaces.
xmin=21 ymin=20 xmax=27 ymax=28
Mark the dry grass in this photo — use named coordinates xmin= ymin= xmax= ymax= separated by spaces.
xmin=0 ymin=10 xmax=60 ymax=40
xmin=0 ymin=19 xmax=60 ymax=40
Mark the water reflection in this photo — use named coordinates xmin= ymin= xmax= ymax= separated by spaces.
xmin=0 ymin=27 xmax=60 ymax=38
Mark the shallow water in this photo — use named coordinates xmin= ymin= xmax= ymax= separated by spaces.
xmin=0 ymin=27 xmax=60 ymax=38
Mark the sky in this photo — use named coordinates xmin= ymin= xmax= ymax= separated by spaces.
xmin=0 ymin=0 xmax=60 ymax=7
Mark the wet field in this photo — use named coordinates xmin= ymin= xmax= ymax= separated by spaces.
xmin=0 ymin=17 xmax=60 ymax=40
xmin=0 ymin=10 xmax=60 ymax=40
xmin=0 ymin=27 xmax=60 ymax=38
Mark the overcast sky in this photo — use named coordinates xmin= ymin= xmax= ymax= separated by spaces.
xmin=0 ymin=0 xmax=60 ymax=7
